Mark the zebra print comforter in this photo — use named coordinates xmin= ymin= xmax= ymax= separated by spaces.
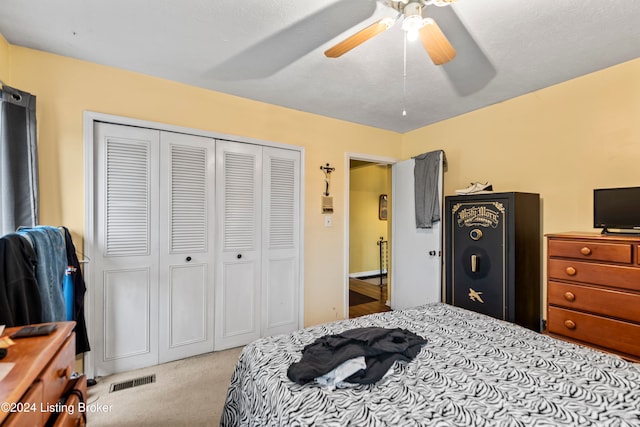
xmin=220 ymin=303 xmax=640 ymax=426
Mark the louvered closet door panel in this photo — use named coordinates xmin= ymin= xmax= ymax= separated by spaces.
xmin=262 ymin=147 xmax=301 ymax=336
xmin=94 ymin=123 xmax=160 ymax=376
xmin=215 ymin=140 xmax=262 ymax=350
xmin=159 ymin=132 xmax=215 ymax=363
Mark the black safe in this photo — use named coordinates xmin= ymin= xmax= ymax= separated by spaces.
xmin=445 ymin=192 xmax=542 ymax=331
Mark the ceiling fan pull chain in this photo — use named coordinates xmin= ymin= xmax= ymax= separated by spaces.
xmin=402 ymin=31 xmax=408 ymax=117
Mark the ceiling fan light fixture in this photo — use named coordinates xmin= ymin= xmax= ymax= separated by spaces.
xmin=402 ymin=14 xmax=425 ymax=33
xmin=401 ymin=2 xmax=425 ymax=40
xmin=325 ymin=0 xmax=455 ymax=64
xmin=406 ymin=29 xmax=420 ymax=42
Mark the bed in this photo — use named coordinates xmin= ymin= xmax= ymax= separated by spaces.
xmin=220 ymin=303 xmax=640 ymax=426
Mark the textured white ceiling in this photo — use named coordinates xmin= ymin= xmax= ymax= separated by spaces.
xmin=1 ymin=0 xmax=639 ymax=133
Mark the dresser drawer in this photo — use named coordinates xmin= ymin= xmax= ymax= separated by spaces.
xmin=548 ymin=239 xmax=632 ymax=263
xmin=548 ymin=259 xmax=640 ymax=292
xmin=40 ymin=334 xmax=75 ymax=410
xmin=51 ymin=375 xmax=87 ymax=427
xmin=2 ymin=381 xmax=44 ymax=427
xmin=548 ymin=281 xmax=640 ymax=323
xmin=548 ymin=306 xmax=640 ymax=357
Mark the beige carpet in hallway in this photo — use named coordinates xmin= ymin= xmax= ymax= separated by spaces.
xmin=86 ymin=346 xmax=243 ymax=426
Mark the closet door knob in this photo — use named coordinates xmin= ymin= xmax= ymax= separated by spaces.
xmin=580 ymin=247 xmax=592 ymax=255
xmin=563 ymin=292 xmax=575 ymax=302
xmin=565 ymin=266 xmax=577 ymax=276
xmin=237 ymin=254 xmax=242 ymax=259
xmin=564 ymin=320 xmax=576 ymax=330
xmin=186 ymin=256 xmax=192 ymax=262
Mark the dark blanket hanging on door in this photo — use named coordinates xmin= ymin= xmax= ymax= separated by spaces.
xmin=413 ymin=150 xmax=446 ymax=229
xmin=62 ymin=226 xmax=90 ymax=354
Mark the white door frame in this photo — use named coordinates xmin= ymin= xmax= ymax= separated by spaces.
xmin=343 ymin=152 xmax=398 ymax=319
xmin=84 ymin=111 xmax=305 ymax=378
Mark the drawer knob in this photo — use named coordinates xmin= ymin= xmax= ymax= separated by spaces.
xmin=563 ymin=291 xmax=576 ymax=302
xmin=564 ymin=320 xmax=576 ymax=330
xmin=565 ymin=266 xmax=577 ymax=276
xmin=580 ymin=246 xmax=592 ymax=255
xmin=57 ymin=366 xmax=71 ymax=379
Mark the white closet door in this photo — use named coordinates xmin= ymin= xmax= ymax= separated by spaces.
xmin=262 ymin=147 xmax=301 ymax=337
xmin=94 ymin=123 xmax=160 ymax=375
xmin=158 ymin=132 xmax=215 ymax=363
xmin=215 ymin=140 xmax=262 ymax=350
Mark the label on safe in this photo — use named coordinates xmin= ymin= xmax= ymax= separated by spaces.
xmin=453 ymin=202 xmax=504 ymax=228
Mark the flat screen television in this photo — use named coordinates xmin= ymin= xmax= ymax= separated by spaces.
xmin=593 ymin=187 xmax=640 ymax=234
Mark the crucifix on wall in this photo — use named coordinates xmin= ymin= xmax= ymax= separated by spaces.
xmin=320 ymin=163 xmax=335 ymax=214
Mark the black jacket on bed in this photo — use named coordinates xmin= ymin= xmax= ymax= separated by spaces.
xmin=287 ymin=327 xmax=427 ymax=385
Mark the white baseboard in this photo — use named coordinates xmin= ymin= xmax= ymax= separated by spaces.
xmin=349 ymin=269 xmax=387 ymax=278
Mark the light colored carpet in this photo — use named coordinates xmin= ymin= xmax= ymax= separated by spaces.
xmin=86 ymin=346 xmax=243 ymax=426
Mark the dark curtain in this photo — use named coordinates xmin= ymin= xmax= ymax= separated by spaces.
xmin=0 ymin=84 xmax=39 ymax=236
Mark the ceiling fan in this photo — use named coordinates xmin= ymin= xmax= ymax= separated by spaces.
xmin=324 ymin=0 xmax=458 ymax=65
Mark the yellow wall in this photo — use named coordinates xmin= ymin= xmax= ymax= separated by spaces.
xmin=403 ymin=58 xmax=640 ymax=307
xmin=349 ymin=164 xmax=391 ymax=275
xmin=0 ymin=34 xmax=10 ymax=82
xmin=6 ymin=44 xmax=403 ymax=327
xmin=403 ymin=58 xmax=640 ymax=235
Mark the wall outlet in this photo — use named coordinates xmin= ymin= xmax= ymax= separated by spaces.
xmin=324 ymin=215 xmax=333 ymax=227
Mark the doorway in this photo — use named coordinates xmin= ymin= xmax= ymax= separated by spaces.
xmin=347 ymin=157 xmax=393 ymax=318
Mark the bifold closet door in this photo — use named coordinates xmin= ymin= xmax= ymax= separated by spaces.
xmin=93 ymin=122 xmax=302 ymax=369
xmin=158 ymin=132 xmax=215 ymax=363
xmin=262 ymin=147 xmax=301 ymax=337
xmin=94 ymin=123 xmax=160 ymax=375
xmin=214 ymin=143 xmax=301 ymax=350
xmin=94 ymin=123 xmax=216 ymax=375
xmin=215 ymin=141 xmax=263 ymax=350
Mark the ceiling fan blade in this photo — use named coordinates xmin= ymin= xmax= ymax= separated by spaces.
xmin=325 ymin=18 xmax=395 ymax=58
xmin=419 ymin=18 xmax=456 ymax=65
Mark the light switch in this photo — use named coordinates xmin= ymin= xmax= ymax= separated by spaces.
xmin=324 ymin=215 xmax=333 ymax=227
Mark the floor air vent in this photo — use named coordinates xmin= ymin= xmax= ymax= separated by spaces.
xmin=109 ymin=374 xmax=156 ymax=393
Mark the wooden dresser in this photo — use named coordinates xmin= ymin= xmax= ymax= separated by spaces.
xmin=0 ymin=322 xmax=86 ymax=426
xmin=546 ymin=232 xmax=640 ymax=362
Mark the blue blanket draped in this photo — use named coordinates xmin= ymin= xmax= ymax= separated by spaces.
xmin=18 ymin=226 xmax=67 ymax=322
